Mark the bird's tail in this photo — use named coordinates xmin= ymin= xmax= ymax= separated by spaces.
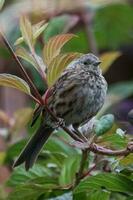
xmin=13 ymin=123 xmax=53 ymax=171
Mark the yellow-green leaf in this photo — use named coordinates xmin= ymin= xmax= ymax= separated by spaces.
xmin=20 ymin=16 xmax=33 ymax=50
xmin=0 ymin=152 xmax=6 ymax=165
xmin=14 ymin=37 xmax=24 ymax=46
xmin=16 ymin=47 xmax=46 ymax=76
xmin=16 ymin=47 xmax=36 ymax=67
xmin=33 ymin=21 xmax=48 ymax=41
xmin=43 ymin=33 xmax=76 ymax=66
xmin=0 ymin=0 xmax=5 ymax=10
xmin=47 ymin=52 xmax=82 ymax=86
xmin=100 ymin=52 xmax=121 ymax=74
xmin=120 ymin=154 xmax=133 ymax=166
xmin=0 ymin=73 xmax=31 ymax=95
xmin=15 ymin=21 xmax=48 ymax=46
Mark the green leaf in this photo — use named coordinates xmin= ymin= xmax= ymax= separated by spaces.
xmin=74 ymin=173 xmax=133 ymax=195
xmin=0 ymin=73 xmax=31 ymax=95
xmin=0 ymin=152 xmax=6 ymax=165
xmin=100 ymin=133 xmax=128 ymax=149
xmin=7 ymin=164 xmax=52 ymax=187
xmin=48 ymin=152 xmax=67 ymax=168
xmin=0 ymin=0 xmax=4 ymax=10
xmin=42 ymin=132 xmax=79 ymax=169
xmin=7 ymin=166 xmax=59 ymax=200
xmin=73 ymin=192 xmax=88 ymax=200
xmin=7 ymin=180 xmax=58 ymax=200
xmin=94 ymin=114 xmax=114 ymax=136
xmin=32 ymin=21 xmax=48 ymax=43
xmin=126 ymin=197 xmax=133 ymax=200
xmin=16 ymin=47 xmax=37 ymax=67
xmin=94 ymin=4 xmax=133 ymax=49
xmin=15 ymin=21 xmax=48 ymax=46
xmin=5 ymin=139 xmax=27 ymax=161
xmin=120 ymin=154 xmax=133 ymax=167
xmin=7 ymin=185 xmax=44 ymax=200
xmin=88 ymin=189 xmax=110 ymax=200
xmin=20 ymin=16 xmax=33 ymax=50
xmin=14 ymin=37 xmax=25 ymax=46
xmin=16 ymin=47 xmax=46 ymax=75
xmin=44 ymin=15 xmax=78 ymax=41
xmin=59 ymin=155 xmax=80 ymax=186
xmin=63 ymin=30 xmax=88 ymax=53
xmin=45 ymin=132 xmax=78 ymax=157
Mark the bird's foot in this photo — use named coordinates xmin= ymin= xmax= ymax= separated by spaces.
xmin=72 ymin=126 xmax=88 ymax=142
xmin=55 ymin=118 xmax=66 ymax=129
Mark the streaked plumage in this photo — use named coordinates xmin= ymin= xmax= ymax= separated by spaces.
xmin=14 ymin=53 xmax=107 ymax=170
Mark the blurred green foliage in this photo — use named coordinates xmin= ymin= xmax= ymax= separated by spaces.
xmin=0 ymin=1 xmax=133 ymax=200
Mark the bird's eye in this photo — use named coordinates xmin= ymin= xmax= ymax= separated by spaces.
xmin=83 ymin=61 xmax=88 ymax=65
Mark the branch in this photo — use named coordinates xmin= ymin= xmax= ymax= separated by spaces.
xmin=0 ymin=31 xmax=44 ymax=105
xmin=73 ymin=141 xmax=133 ymax=186
xmin=89 ymin=142 xmax=133 ymax=156
xmin=75 ymin=149 xmax=88 ymax=186
xmin=81 ymin=164 xmax=96 ymax=179
xmin=73 ymin=141 xmax=133 ymax=157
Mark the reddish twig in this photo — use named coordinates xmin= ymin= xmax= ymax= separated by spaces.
xmin=81 ymin=164 xmax=96 ymax=179
xmin=0 ymin=31 xmax=44 ymax=105
xmin=72 ymin=139 xmax=133 ymax=157
xmin=89 ymin=143 xmax=133 ymax=156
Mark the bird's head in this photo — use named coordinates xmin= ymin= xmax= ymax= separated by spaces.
xmin=79 ymin=53 xmax=101 ymax=73
xmin=67 ymin=53 xmax=102 ymax=74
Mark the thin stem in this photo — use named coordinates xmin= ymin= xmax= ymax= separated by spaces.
xmin=0 ymin=31 xmax=44 ymax=105
xmin=89 ymin=143 xmax=133 ymax=156
xmin=73 ymin=127 xmax=88 ymax=142
xmin=30 ymin=95 xmax=41 ymax=104
xmin=75 ymin=149 xmax=88 ymax=186
xmin=81 ymin=164 xmax=96 ymax=179
xmin=72 ymin=138 xmax=133 ymax=157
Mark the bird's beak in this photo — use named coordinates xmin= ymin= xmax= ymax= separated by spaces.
xmin=95 ymin=61 xmax=101 ymax=66
xmin=97 ymin=61 xmax=101 ymax=65
xmin=94 ymin=61 xmax=101 ymax=66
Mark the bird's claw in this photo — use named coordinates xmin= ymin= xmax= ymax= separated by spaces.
xmin=55 ymin=118 xmax=66 ymax=128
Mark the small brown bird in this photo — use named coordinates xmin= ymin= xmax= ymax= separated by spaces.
xmin=14 ymin=53 xmax=107 ymax=170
